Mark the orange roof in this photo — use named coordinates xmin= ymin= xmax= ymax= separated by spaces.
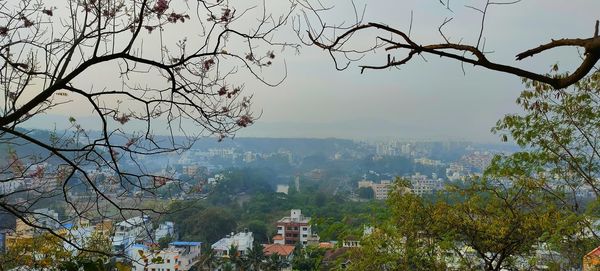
xmin=586 ymin=246 xmax=600 ymax=258
xmin=263 ymin=244 xmax=295 ymax=256
xmin=273 ymin=235 xmax=284 ymax=240
xmin=319 ymin=242 xmax=334 ymax=249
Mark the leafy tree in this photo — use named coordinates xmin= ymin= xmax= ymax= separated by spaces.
xmin=244 ymin=242 xmax=266 ymax=271
xmin=199 ymin=247 xmax=219 ymax=271
xmin=292 ymin=245 xmax=325 ymax=271
xmin=264 ymin=253 xmax=287 ymax=271
xmin=157 ymin=235 xmax=173 ymax=249
xmin=489 ymin=72 xmax=600 ymax=268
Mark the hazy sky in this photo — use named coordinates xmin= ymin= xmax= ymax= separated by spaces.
xmin=236 ymin=0 xmax=600 ymax=141
xmin=22 ymin=1 xmax=600 ymax=142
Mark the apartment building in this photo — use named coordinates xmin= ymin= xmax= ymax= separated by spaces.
xmin=275 ymin=209 xmax=312 ymax=245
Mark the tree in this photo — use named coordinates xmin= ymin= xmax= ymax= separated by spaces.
xmin=244 ymin=242 xmax=265 ymax=271
xmin=342 ymin=63 xmax=600 ymax=271
xmin=199 ymin=246 xmax=219 ymax=271
xmin=490 ymin=72 xmax=600 ymax=268
xmin=303 ymin=1 xmax=600 ymax=90
xmin=0 ymin=0 xmax=296 ymax=263
xmin=299 ymin=1 xmax=600 ymax=269
xmin=349 ymin=176 xmax=581 ymax=271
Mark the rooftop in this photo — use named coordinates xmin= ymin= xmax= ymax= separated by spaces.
xmin=211 ymin=231 xmax=253 ymax=251
xmin=263 ymin=244 xmax=295 ymax=256
xmin=586 ymin=246 xmax=600 ymax=258
xmin=170 ymin=241 xmax=202 ymax=247
xmin=117 ymin=215 xmax=149 ymax=228
xmin=277 ymin=209 xmax=310 ymax=224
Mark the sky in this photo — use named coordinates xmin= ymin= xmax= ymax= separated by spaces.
xmin=20 ymin=0 xmax=600 ymax=142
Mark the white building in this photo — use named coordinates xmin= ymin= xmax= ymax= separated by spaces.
xmin=112 ymin=215 xmax=152 ymax=253
xmin=155 ymin=221 xmax=175 ymax=241
xmin=276 ymin=184 xmax=289 ymax=195
xmin=409 ymin=173 xmax=442 ymax=195
xmin=0 ymin=178 xmax=23 ymax=195
xmin=275 ymin=209 xmax=313 ymax=245
xmin=211 ymin=231 xmax=254 ymax=257
xmin=130 ymin=241 xmax=202 ymax=271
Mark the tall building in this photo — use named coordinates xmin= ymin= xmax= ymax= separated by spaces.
xmin=275 ymin=209 xmax=313 ymax=245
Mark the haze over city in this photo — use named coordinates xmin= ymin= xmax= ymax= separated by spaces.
xmin=20 ymin=1 xmax=600 ymax=141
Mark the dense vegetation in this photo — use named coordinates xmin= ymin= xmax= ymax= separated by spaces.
xmin=161 ymin=168 xmax=386 ymax=245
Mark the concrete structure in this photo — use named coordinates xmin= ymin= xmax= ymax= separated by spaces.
xmin=276 ymin=184 xmax=289 ymax=195
xmin=0 ymin=178 xmax=23 ymax=195
xmin=263 ymin=244 xmax=295 ymax=270
xmin=155 ymin=221 xmax=175 ymax=242
xmin=275 ymin=209 xmax=312 ymax=245
xmin=371 ymin=180 xmax=392 ymax=200
xmin=357 ymin=180 xmax=393 ymax=200
xmin=130 ymin=241 xmax=202 ymax=271
xmin=112 ymin=215 xmax=152 ymax=253
xmin=211 ymin=231 xmax=254 ymax=257
xmin=409 ymin=173 xmax=442 ymax=195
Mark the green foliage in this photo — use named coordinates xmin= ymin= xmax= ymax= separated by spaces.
xmin=350 ymin=71 xmax=600 ymax=270
xmin=158 ymin=235 xmax=173 ymax=249
xmin=292 ymin=245 xmax=325 ymax=271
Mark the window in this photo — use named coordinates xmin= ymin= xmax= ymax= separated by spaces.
xmin=302 ymin=234 xmax=307 ymax=238
xmin=302 ymin=227 xmax=308 ymax=231
xmin=167 ymin=259 xmax=170 ymax=263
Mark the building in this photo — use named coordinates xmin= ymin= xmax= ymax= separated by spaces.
xmin=211 ymin=230 xmax=254 ymax=257
xmin=112 ymin=215 xmax=152 ymax=253
xmin=0 ymin=178 xmax=23 ymax=195
xmin=276 ymin=184 xmax=289 ymax=195
xmin=584 ymin=246 xmax=600 ymax=271
xmin=357 ymin=180 xmax=393 ymax=200
xmin=371 ymin=180 xmax=392 ymax=200
xmin=409 ymin=173 xmax=442 ymax=195
xmin=275 ymin=209 xmax=313 ymax=245
xmin=155 ymin=221 xmax=176 ymax=242
xmin=263 ymin=244 xmax=295 ymax=270
xmin=130 ymin=241 xmax=202 ymax=271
